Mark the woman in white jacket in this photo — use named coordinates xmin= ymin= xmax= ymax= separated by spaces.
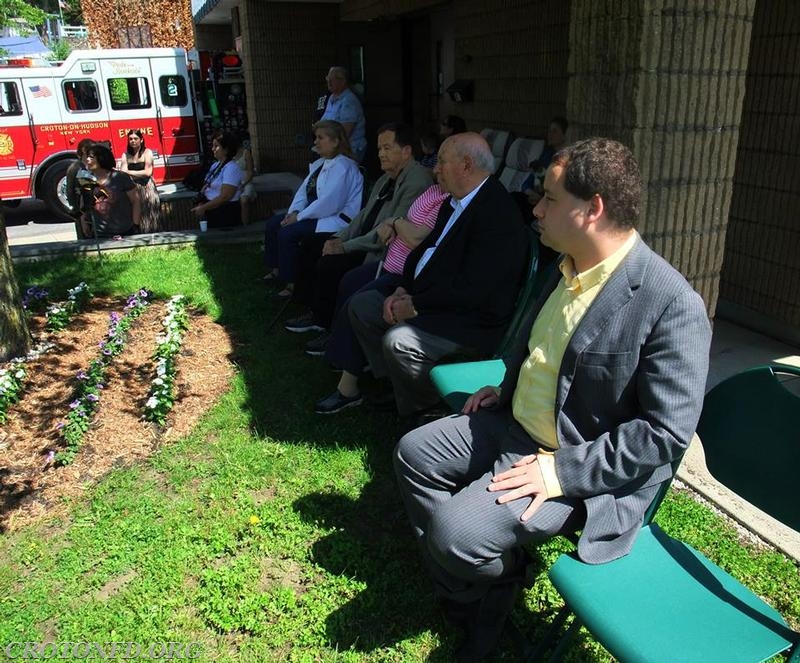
xmin=264 ymin=120 xmax=363 ymax=298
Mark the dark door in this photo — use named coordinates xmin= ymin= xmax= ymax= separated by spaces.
xmin=338 ymin=16 xmax=432 ymax=177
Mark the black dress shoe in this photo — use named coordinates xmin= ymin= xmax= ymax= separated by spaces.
xmin=455 ymin=580 xmax=521 ymax=663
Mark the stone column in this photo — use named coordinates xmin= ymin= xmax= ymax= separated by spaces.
xmin=567 ymin=0 xmax=756 ymax=314
xmin=719 ymin=0 xmax=800 ymax=341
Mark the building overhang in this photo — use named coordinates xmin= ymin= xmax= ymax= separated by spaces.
xmin=192 ymin=0 xmax=341 ymax=26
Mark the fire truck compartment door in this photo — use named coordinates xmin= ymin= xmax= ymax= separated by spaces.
xmin=147 ymin=54 xmax=199 ymax=177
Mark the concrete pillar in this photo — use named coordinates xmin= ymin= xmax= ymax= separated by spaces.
xmin=239 ymin=1 xmax=339 ymax=173
xmin=567 ymin=0 xmax=756 ymax=314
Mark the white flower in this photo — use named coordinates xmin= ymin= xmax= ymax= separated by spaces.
xmin=14 ymin=369 xmax=25 ymax=379
xmin=153 ymin=378 xmax=164 ymax=386
xmin=145 ymin=397 xmax=159 ymax=409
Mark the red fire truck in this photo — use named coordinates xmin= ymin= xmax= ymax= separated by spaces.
xmin=0 ymin=48 xmax=201 ymax=218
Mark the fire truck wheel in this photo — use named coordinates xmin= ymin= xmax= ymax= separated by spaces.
xmin=40 ymin=160 xmax=75 ymax=221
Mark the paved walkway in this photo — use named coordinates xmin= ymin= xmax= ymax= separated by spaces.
xmin=9 ymin=218 xmax=270 ymax=260
xmin=8 ymin=227 xmax=800 ymax=559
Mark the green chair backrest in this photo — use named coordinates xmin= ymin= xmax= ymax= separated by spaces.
xmin=641 ymin=455 xmax=689 ymax=525
xmin=493 ymin=227 xmax=547 ymax=359
xmin=696 ymin=364 xmax=800 ymax=532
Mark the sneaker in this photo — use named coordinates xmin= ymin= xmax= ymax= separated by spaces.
xmin=315 ymin=390 xmax=363 ymax=414
xmin=304 ymin=332 xmax=331 ymax=357
xmin=285 ymin=312 xmax=324 ymax=333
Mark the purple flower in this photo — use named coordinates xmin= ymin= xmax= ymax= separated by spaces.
xmin=87 ymin=393 xmax=99 ymax=402
xmin=69 ymin=400 xmax=80 ymax=409
xmin=77 ymin=371 xmax=88 ymax=380
xmin=55 ymin=422 xmax=65 ymax=430
xmin=139 ymin=289 xmax=149 ymax=297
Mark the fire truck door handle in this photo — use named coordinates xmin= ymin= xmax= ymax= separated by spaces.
xmin=28 ymin=113 xmax=38 ymax=146
xmin=171 ymin=127 xmax=183 ymax=136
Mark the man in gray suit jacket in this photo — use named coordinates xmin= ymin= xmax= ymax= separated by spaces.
xmin=394 ymin=138 xmax=712 ymax=662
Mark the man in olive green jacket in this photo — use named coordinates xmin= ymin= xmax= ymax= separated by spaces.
xmin=287 ymin=122 xmax=433 ymax=334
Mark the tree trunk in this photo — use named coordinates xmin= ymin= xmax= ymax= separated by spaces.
xmin=0 ymin=211 xmax=31 ymax=362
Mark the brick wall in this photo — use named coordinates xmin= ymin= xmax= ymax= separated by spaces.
xmin=195 ymin=24 xmax=233 ymax=51
xmin=340 ymin=0 xmax=570 ymax=138
xmin=451 ymin=0 xmax=570 ymax=137
xmin=239 ymin=1 xmax=339 ymax=173
xmin=719 ymin=0 xmax=800 ymax=335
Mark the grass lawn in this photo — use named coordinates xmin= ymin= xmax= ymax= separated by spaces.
xmin=2 ymin=243 xmax=798 ymax=661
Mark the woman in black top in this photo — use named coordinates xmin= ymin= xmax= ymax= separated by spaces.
xmin=118 ymin=129 xmax=161 ymax=233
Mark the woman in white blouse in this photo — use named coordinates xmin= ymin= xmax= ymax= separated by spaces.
xmin=264 ymin=120 xmax=363 ymax=298
xmin=191 ymin=131 xmax=243 ymax=228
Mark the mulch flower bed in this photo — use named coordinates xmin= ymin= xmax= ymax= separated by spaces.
xmin=0 ymin=296 xmax=235 ymax=532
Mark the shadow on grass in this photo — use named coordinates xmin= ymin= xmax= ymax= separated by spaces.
xmin=189 ymin=243 xmax=476 ymax=655
xmin=292 ymin=490 xmax=447 ymax=654
xmin=189 ymin=242 xmax=577 ymax=660
xmin=10 ymin=243 xmax=569 ymax=659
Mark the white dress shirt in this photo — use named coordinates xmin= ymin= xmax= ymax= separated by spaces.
xmin=413 ymin=177 xmax=489 ymax=279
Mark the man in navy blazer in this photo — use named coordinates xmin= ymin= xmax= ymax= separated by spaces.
xmin=339 ymin=132 xmax=528 ymax=418
xmin=394 ymin=138 xmax=712 ymax=662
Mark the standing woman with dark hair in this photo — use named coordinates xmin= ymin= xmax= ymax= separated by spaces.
xmin=118 ymin=129 xmax=161 ymax=232
xmin=191 ymin=131 xmax=243 ymax=229
xmin=84 ymin=143 xmax=140 ymax=239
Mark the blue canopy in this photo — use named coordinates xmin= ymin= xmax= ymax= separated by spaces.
xmin=0 ymin=35 xmax=51 ymax=58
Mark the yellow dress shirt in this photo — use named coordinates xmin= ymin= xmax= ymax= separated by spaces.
xmin=512 ymin=232 xmax=638 ymax=497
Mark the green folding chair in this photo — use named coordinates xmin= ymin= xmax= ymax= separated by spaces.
xmin=531 ymin=364 xmax=800 ymax=662
xmin=429 ymin=228 xmax=554 ymax=411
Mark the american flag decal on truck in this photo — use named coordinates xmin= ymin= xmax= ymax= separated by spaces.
xmin=29 ymin=85 xmax=52 ymax=98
